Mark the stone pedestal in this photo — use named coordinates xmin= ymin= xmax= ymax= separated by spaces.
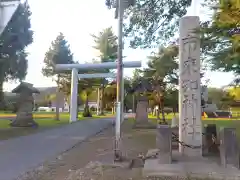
xmin=156 ymin=125 xmax=172 ymax=164
xmin=143 ymin=150 xmax=240 ymax=179
xmin=220 ymin=127 xmax=240 ymax=168
xmin=179 ymin=16 xmax=202 ymax=156
xmin=133 ymin=96 xmax=155 ymax=129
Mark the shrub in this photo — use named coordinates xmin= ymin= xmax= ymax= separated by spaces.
xmin=82 ymin=106 xmax=92 ymax=117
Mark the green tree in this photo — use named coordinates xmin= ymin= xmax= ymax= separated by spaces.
xmin=105 ymin=0 xmax=191 ymax=48
xmin=164 ymin=88 xmax=178 ymax=113
xmin=79 ymin=77 xmax=99 ymax=117
xmin=91 ymin=27 xmax=118 ymax=115
xmin=0 ymin=2 xmax=33 ymax=109
xmin=200 ymin=0 xmax=240 ymax=85
xmin=42 ymin=32 xmax=74 ymax=120
xmin=143 ymin=45 xmax=178 ymax=123
xmin=80 ymin=87 xmax=93 ymax=117
xmin=105 ymin=0 xmax=240 ymax=86
xmin=122 ymin=78 xmax=132 ymax=111
xmin=104 ymin=81 xmax=117 ymax=113
xmin=208 ymin=87 xmax=235 ymax=109
xmin=105 ymin=78 xmax=132 ymax=112
xmin=228 ymin=87 xmax=240 ymax=101
xmin=132 ymin=69 xmax=142 ymax=82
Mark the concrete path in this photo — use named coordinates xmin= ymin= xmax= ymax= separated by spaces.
xmin=0 ymin=118 xmax=113 ymax=180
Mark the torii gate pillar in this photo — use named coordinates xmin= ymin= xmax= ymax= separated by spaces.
xmin=70 ymin=68 xmax=78 ymax=122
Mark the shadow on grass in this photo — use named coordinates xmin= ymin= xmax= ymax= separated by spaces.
xmin=0 ymin=118 xmax=70 ymax=141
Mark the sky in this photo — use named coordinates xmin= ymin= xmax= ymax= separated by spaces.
xmin=3 ymin=0 xmax=235 ymax=91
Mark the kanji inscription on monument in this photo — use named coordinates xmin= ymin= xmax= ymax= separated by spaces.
xmin=179 ymin=16 xmax=202 ymax=156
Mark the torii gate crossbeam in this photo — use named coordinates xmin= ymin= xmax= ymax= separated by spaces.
xmin=54 ymin=61 xmax=141 ymax=123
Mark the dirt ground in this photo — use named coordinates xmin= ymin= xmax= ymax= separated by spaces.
xmin=18 ymin=121 xmax=156 ymax=180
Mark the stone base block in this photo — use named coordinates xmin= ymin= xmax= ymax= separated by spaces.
xmin=143 ymin=149 xmax=240 ymax=180
xmin=132 ymin=121 xmax=156 ymax=129
xmin=10 ymin=118 xmax=38 ymax=128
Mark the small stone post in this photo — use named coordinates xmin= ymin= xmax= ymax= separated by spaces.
xmin=202 ymin=124 xmax=217 ymax=155
xmin=219 ymin=127 xmax=240 ymax=168
xmin=179 ymin=16 xmax=202 ymax=156
xmin=156 ymin=125 xmax=172 ymax=164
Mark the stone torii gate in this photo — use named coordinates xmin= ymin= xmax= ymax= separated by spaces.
xmin=55 ymin=61 xmax=141 ymax=161
xmin=55 ymin=61 xmax=141 ymax=123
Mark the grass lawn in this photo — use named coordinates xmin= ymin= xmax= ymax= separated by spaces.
xmin=0 ymin=111 xmax=114 ymax=119
xmin=204 ymin=120 xmax=240 ymax=140
xmin=148 ymin=112 xmax=240 ymax=120
xmin=146 ymin=115 xmax=240 ymax=141
xmin=0 ymin=112 xmax=71 ymax=118
xmin=0 ymin=113 xmax=113 ymax=141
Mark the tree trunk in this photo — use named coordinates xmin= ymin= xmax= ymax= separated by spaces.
xmin=153 ymin=107 xmax=157 ymax=116
xmin=151 ymin=108 xmax=154 ymax=115
xmin=132 ymin=94 xmax=135 ymax=113
xmin=55 ymin=75 xmax=60 ymax=121
xmin=159 ymin=100 xmax=167 ymax=124
xmin=157 ymin=104 xmax=160 ymax=121
xmin=85 ymin=95 xmax=88 ymax=109
xmin=0 ymin=67 xmax=5 ymax=110
xmin=173 ymin=107 xmax=176 ymax=115
xmin=99 ymin=86 xmax=105 ymax=115
xmin=83 ymin=94 xmax=92 ymax=117
xmin=0 ymin=79 xmax=4 ymax=111
xmin=97 ymin=88 xmax=100 ymax=115
xmin=76 ymin=95 xmax=79 ymax=118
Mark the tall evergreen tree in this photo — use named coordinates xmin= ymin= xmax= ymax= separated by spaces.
xmin=145 ymin=45 xmax=178 ymax=123
xmin=42 ymin=32 xmax=74 ymax=120
xmin=91 ymin=27 xmax=118 ymax=115
xmin=0 ymin=2 xmax=33 ymax=109
xmin=201 ymin=0 xmax=240 ymax=85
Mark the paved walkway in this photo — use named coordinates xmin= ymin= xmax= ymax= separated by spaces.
xmin=0 ymin=118 xmax=113 ymax=180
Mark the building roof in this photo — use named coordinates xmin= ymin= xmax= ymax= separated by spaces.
xmin=12 ymin=82 xmax=40 ymax=94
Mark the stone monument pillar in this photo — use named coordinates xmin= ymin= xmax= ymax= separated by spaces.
xmin=179 ymin=16 xmax=202 ymax=156
xmin=10 ymin=82 xmax=40 ymax=127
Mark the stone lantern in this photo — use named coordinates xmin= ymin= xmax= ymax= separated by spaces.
xmin=132 ymin=78 xmax=155 ymax=128
xmin=10 ymin=82 xmax=40 ymax=127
